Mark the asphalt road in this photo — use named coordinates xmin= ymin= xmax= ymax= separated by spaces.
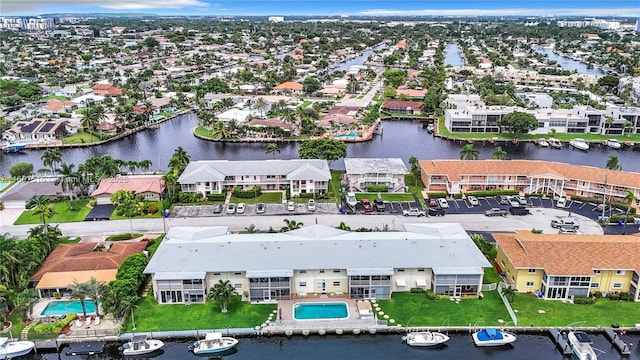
xmin=0 ymin=208 xmax=606 ymax=238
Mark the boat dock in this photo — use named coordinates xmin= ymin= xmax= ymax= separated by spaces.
xmin=548 ymin=328 xmax=573 ymax=355
xmin=603 ymin=328 xmax=632 ymax=355
xmin=65 ymin=341 xmax=106 ymax=355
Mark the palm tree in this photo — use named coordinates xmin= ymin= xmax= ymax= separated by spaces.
xmin=81 ymin=108 xmax=98 ymax=143
xmin=207 ymin=280 xmax=237 ymax=313
xmin=55 ymin=163 xmax=78 ymax=200
xmin=622 ymin=190 xmax=635 ymax=235
xmin=253 ymin=97 xmax=268 ymax=118
xmin=84 ymin=277 xmax=107 ymax=317
xmin=281 ymin=219 xmax=304 ymax=232
xmin=33 ymin=196 xmax=56 ymax=227
xmin=142 ymin=100 xmax=154 ymax=125
xmin=69 ymin=280 xmax=89 ymax=317
xmin=265 ymin=143 xmax=280 ymax=159
xmin=408 ymin=155 xmax=420 ymax=186
xmin=168 ymin=147 xmax=191 ymax=175
xmin=138 ymin=160 xmax=153 ymax=172
xmin=500 ymin=285 xmax=517 ymax=303
xmin=605 ymin=154 xmax=622 ymax=170
xmin=211 ymin=121 xmax=230 ymax=139
xmin=41 ymin=148 xmax=62 ymax=173
xmin=492 ymin=146 xmax=507 ymax=160
xmin=459 ymin=144 xmax=479 ymax=160
xmin=244 ymin=224 xmax=258 ymax=233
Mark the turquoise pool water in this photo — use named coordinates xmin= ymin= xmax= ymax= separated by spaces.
xmin=40 ymin=300 xmax=97 ymax=316
xmin=335 ymin=132 xmax=359 ymax=138
xmin=293 ymin=302 xmax=349 ymax=320
xmin=0 ymin=182 xmax=8 ymax=190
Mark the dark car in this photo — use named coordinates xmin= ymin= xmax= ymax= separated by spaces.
xmin=428 ymin=198 xmax=438 ymax=208
xmin=509 ymin=206 xmax=530 ymax=216
xmin=428 ymin=207 xmax=445 ymax=216
xmin=373 ymin=198 xmax=385 ymax=212
xmin=495 ymin=195 xmax=510 ymax=205
xmin=256 ymin=203 xmax=266 ymax=214
xmin=361 ymin=198 xmax=373 ymax=212
xmin=213 ymin=204 xmax=223 ymax=214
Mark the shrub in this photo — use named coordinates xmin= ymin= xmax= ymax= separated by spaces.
xmin=465 ymin=190 xmax=519 ymax=197
xmin=106 ymin=233 xmax=135 ymax=241
xmin=367 ymin=185 xmax=388 ymax=192
xmin=206 ymin=191 xmax=227 ymax=201
xmin=610 ymin=214 xmax=637 ymax=223
xmin=233 ymin=186 xmax=262 ymax=199
xmin=590 ymin=291 xmax=603 ymax=298
xmin=296 ymin=192 xmax=316 ymax=199
xmin=573 ymin=296 xmax=595 ymax=305
xmin=618 ymin=292 xmax=633 ymax=301
xmin=426 ymin=192 xmax=447 ymax=198
xmin=178 ymin=191 xmax=203 ymax=203
xmin=425 ymin=290 xmax=439 ymax=300
xmin=410 ymin=287 xmax=425 ymax=294
xmin=33 ymin=313 xmax=76 ymax=333
xmin=607 ymin=292 xmax=620 ymax=301
xmin=146 ymin=204 xmax=158 ymax=214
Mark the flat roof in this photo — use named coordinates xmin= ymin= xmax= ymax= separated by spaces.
xmin=344 ymin=158 xmax=408 ymax=175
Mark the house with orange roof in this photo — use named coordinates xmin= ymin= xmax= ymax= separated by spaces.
xmin=90 ymin=175 xmax=165 ymax=205
xmin=494 ymin=231 xmax=640 ymax=301
xmin=420 ymin=159 xmax=640 ymax=207
xmin=30 ymin=242 xmax=147 ymax=298
xmin=92 ymin=83 xmax=123 ymax=97
xmin=272 ymin=81 xmax=303 ymax=94
xmin=381 ymin=101 xmax=423 ymax=115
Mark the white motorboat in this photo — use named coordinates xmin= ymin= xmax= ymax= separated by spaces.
xmin=346 ymin=192 xmax=357 ymax=208
xmin=606 ymin=139 xmax=622 ymax=149
xmin=121 ymin=335 xmax=164 ymax=356
xmin=188 ymin=332 xmax=239 ymax=355
xmin=548 ymin=138 xmax=563 ymax=149
xmin=537 ymin=138 xmax=550 ymax=147
xmin=567 ymin=331 xmax=597 ymax=360
xmin=404 ymin=331 xmax=450 ymax=347
xmin=0 ymin=337 xmax=36 ymax=359
xmin=472 ymin=328 xmax=517 ymax=347
xmin=569 ymin=138 xmax=589 ymax=151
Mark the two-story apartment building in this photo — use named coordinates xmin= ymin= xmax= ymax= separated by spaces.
xmin=177 ymin=159 xmax=331 ymax=197
xmin=494 ymin=231 xmax=640 ymax=301
xmin=420 ymin=159 xmax=640 ymax=206
xmin=143 ymin=224 xmax=491 ymax=304
xmin=343 ymin=158 xmax=408 ymax=193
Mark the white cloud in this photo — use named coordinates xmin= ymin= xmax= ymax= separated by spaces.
xmin=1 ymin=0 xmax=208 ymax=14
xmin=359 ymin=8 xmax=640 ymax=17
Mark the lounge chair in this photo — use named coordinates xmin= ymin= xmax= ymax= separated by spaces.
xmin=85 ymin=317 xmax=92 ymax=326
xmin=94 ymin=316 xmax=100 ymax=325
xmin=75 ymin=319 xmax=82 ymax=327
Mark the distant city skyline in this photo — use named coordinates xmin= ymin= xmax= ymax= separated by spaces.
xmin=2 ymin=0 xmax=639 ymax=17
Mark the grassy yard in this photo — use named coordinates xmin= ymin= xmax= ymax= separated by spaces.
xmin=405 ymin=174 xmax=426 ymax=201
xmin=128 ymin=296 xmax=276 ymax=332
xmin=377 ymin=291 xmax=511 ymax=327
xmin=483 ymin=266 xmax=502 ymax=284
xmin=110 ymin=202 xmax=163 ymax=220
xmin=354 ymin=193 xmax=415 ymax=202
xmin=62 ymin=131 xmax=99 ymax=144
xmin=229 ymin=191 xmax=283 ymax=204
xmin=14 ymin=199 xmax=91 ymax=225
xmin=511 ymin=293 xmax=640 ymax=327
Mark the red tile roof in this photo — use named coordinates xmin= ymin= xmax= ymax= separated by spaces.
xmin=90 ymin=175 xmax=165 ymax=197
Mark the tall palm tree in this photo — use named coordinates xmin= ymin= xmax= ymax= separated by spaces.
xmin=33 ymin=196 xmax=56 ymax=228
xmin=142 ymin=100 xmax=154 ymax=125
xmin=168 ymin=147 xmax=191 ymax=175
xmin=459 ymin=144 xmax=479 ymax=160
xmin=208 ymin=280 xmax=237 ymax=313
xmin=84 ymin=277 xmax=107 ymax=317
xmin=138 ymin=160 xmax=153 ymax=172
xmin=605 ymin=154 xmax=622 ymax=170
xmin=69 ymin=280 xmax=89 ymax=317
xmin=41 ymin=148 xmax=62 ymax=174
xmin=81 ymin=108 xmax=98 ymax=143
xmin=492 ymin=146 xmax=507 ymax=160
xmin=500 ymin=285 xmax=517 ymax=302
xmin=265 ymin=143 xmax=280 ymax=159
xmin=253 ymin=97 xmax=268 ymax=118
xmin=55 ymin=163 xmax=78 ymax=200
xmin=211 ymin=121 xmax=230 ymax=139
xmin=622 ymin=190 xmax=636 ymax=235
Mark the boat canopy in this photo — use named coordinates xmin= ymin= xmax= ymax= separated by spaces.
xmin=485 ymin=328 xmax=497 ymax=338
xmin=205 ymin=332 xmax=222 ymax=341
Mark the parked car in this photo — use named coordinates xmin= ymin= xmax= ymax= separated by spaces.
xmin=213 ymin=204 xmax=224 ymax=214
xmin=226 ymin=203 xmax=236 ymax=214
xmin=467 ymin=196 xmax=479 ymax=206
xmin=428 ymin=207 xmax=445 ymax=216
xmin=361 ymin=198 xmax=373 ymax=212
xmin=496 ymin=195 xmax=510 ymax=205
xmin=594 ymin=204 xmax=611 ymax=212
xmin=515 ymin=195 xmax=528 ymax=205
xmin=403 ymin=208 xmax=426 ymax=217
xmin=287 ymin=201 xmax=295 ymax=211
xmin=236 ymin=202 xmax=246 ymax=214
xmin=373 ymin=198 xmax=385 ymax=212
xmin=551 ymin=217 xmax=579 ymax=229
xmin=256 ymin=203 xmax=266 ymax=214
xmin=428 ymin=198 xmax=438 ymax=208
xmin=485 ymin=208 xmax=508 ymax=217
xmin=556 ymin=197 xmax=567 ymax=208
xmin=307 ymin=199 xmax=316 ymax=212
xmin=437 ymin=198 xmax=449 ymax=209
xmin=508 ymin=197 xmax=520 ymax=208
xmin=509 ymin=206 xmax=530 ymax=216
xmin=559 ymin=228 xmax=580 ymax=235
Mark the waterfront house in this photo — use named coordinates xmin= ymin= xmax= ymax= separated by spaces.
xmin=419 ymin=159 xmax=640 ymax=207
xmin=177 ymin=159 xmax=330 ymax=197
xmin=344 ymin=158 xmax=408 ymax=193
xmin=0 ymin=179 xmax=64 ymax=209
xmin=272 ymin=81 xmax=303 ymax=95
xmin=90 ymin=175 xmax=165 ymax=205
xmin=2 ymin=118 xmax=67 ymax=142
xmin=381 ymin=101 xmax=423 ymax=115
xmin=143 ymin=223 xmax=491 ymax=304
xmin=494 ymin=231 xmax=640 ymax=301
xmin=91 ymin=83 xmax=123 ymax=97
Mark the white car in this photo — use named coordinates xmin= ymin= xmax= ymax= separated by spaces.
xmin=307 ymin=199 xmax=316 ymax=212
xmin=467 ymin=196 xmax=479 ymax=206
xmin=236 ymin=202 xmax=246 ymax=214
xmin=437 ymin=198 xmax=449 ymax=209
xmin=508 ymin=197 xmax=520 ymax=208
xmin=346 ymin=192 xmax=357 ymax=207
xmin=287 ymin=201 xmax=295 ymax=211
xmin=403 ymin=208 xmax=426 ymax=217
xmin=226 ymin=203 xmax=236 ymax=214
xmin=556 ymin=197 xmax=567 ymax=208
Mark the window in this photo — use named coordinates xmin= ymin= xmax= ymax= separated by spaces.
xmin=213 ymin=272 xmax=221 ymax=276
xmin=299 ymin=270 xmax=307 ymax=274
xmin=612 ymin=283 xmax=623 ymax=289
xmin=333 ymin=269 xmax=341 ymax=273
xmin=526 ymin=281 xmax=534 ymax=287
xmin=234 ymin=272 xmax=242 ymax=276
xmin=417 ymin=268 xmax=425 ymax=272
xmin=299 ymin=282 xmax=307 ymax=287
xmin=511 ymin=276 xmax=515 ymax=282
xmin=319 ymin=270 xmax=325 ymax=273
xmin=593 ymin=270 xmax=601 ymax=274
xmin=397 ymin=269 xmax=405 ymax=272
xmin=590 ymin=282 xmax=599 ymax=288
xmin=333 ymin=281 xmax=340 ymax=287
xmin=528 ymin=269 xmax=536 ymax=274
xmin=501 ymin=260 xmax=506 ymax=267
xmin=616 ymin=270 xmax=626 ymax=275
xmin=234 ymin=283 xmax=242 ymax=289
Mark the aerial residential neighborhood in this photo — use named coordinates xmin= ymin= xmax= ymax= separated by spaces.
xmin=0 ymin=3 xmax=639 ymax=358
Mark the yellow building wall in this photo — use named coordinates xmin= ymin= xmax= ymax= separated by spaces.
xmin=496 ymin=247 xmax=543 ymax=292
xmin=592 ymin=270 xmax=633 ymax=293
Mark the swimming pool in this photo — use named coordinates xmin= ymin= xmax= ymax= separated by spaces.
xmin=0 ymin=182 xmax=8 ymax=190
xmin=293 ymin=302 xmax=349 ymax=321
xmin=40 ymin=300 xmax=97 ymax=316
xmin=334 ymin=132 xmax=360 ymax=138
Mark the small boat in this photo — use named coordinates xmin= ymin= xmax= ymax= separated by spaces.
xmin=549 ymin=138 xmax=562 ymax=149
xmin=403 ymin=331 xmax=450 ymax=347
xmin=569 ymin=138 xmax=589 ymax=151
xmin=472 ymin=327 xmax=517 ymax=347
xmin=567 ymin=331 xmax=597 ymax=360
xmin=121 ymin=335 xmax=164 ymax=356
xmin=0 ymin=337 xmax=36 ymax=359
xmin=2 ymin=144 xmax=26 ymax=153
xmin=537 ymin=138 xmax=549 ymax=147
xmin=346 ymin=192 xmax=357 ymax=208
xmin=426 ymin=124 xmax=434 ymax=133
xmin=606 ymin=139 xmax=622 ymax=149
xmin=188 ymin=332 xmax=239 ymax=355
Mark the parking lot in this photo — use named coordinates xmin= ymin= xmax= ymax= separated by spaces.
xmin=172 ymin=201 xmax=338 ymax=217
xmin=341 ymin=195 xmax=423 ymax=215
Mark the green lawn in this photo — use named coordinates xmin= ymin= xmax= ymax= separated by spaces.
xmin=62 ymin=131 xmax=99 ymax=144
xmin=354 ymin=193 xmax=415 ymax=201
xmin=483 ymin=266 xmax=502 ymax=284
xmin=42 ymin=94 xmax=69 ymax=101
xmin=128 ymin=296 xmax=276 ymax=332
xmin=14 ymin=199 xmax=91 ymax=225
xmin=511 ymin=293 xmax=640 ymax=327
xmin=110 ymin=202 xmax=163 ymax=220
xmin=405 ymin=174 xmax=425 ymax=201
xmin=229 ymin=192 xmax=282 ymax=204
xmin=377 ymin=291 xmax=511 ymax=327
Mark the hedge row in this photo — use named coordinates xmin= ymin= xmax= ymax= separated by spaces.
xmin=368 ymin=185 xmax=388 ymax=192
xmin=233 ymin=186 xmax=262 ymax=198
xmin=33 ymin=313 xmax=76 ymax=333
xmin=464 ymin=190 xmax=520 ymax=197
xmin=207 ymin=190 xmax=227 ymax=201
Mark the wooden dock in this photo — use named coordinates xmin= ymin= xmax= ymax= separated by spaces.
xmin=604 ymin=328 xmax=632 ymax=355
xmin=65 ymin=341 xmax=106 ymax=355
xmin=548 ymin=328 xmax=573 ymax=355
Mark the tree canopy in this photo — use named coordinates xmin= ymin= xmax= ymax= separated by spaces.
xmin=9 ymin=162 xmax=34 ymax=178
xmin=302 ymin=77 xmax=321 ymax=94
xmin=383 ymin=69 xmax=407 ymax=88
xmin=498 ymin=111 xmax=538 ymax=135
xmin=298 ymin=138 xmax=347 ymax=166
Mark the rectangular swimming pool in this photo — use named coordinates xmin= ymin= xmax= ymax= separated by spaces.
xmin=40 ymin=300 xmax=97 ymax=316
xmin=293 ymin=302 xmax=349 ymax=321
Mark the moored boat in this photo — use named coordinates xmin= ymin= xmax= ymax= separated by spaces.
xmin=188 ymin=332 xmax=238 ymax=355
xmin=606 ymin=139 xmax=621 ymax=149
xmin=121 ymin=335 xmax=164 ymax=356
xmin=537 ymin=138 xmax=550 ymax=147
xmin=403 ymin=331 xmax=450 ymax=347
xmin=569 ymin=138 xmax=589 ymax=151
xmin=346 ymin=192 xmax=357 ymax=208
xmin=0 ymin=337 xmax=36 ymax=359
xmin=472 ymin=327 xmax=517 ymax=347
xmin=567 ymin=331 xmax=597 ymax=360
xmin=548 ymin=138 xmax=562 ymax=149
xmin=2 ymin=144 xmax=26 ymax=153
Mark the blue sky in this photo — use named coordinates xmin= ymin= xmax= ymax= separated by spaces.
xmin=2 ymin=0 xmax=639 ymax=17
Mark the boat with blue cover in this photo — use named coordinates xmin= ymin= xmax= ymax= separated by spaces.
xmin=472 ymin=327 xmax=517 ymax=347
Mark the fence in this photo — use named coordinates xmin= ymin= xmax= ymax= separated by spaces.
xmin=482 ymin=283 xmax=497 ymax=291
xmin=496 ymin=282 xmax=519 ymax=326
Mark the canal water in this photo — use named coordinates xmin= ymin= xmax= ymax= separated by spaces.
xmin=535 ymin=48 xmax=607 ymax=76
xmin=28 ymin=332 xmax=640 ymax=359
xmin=445 ymin=43 xmax=465 ymax=67
xmin=1 ymin=115 xmax=638 ymax=175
